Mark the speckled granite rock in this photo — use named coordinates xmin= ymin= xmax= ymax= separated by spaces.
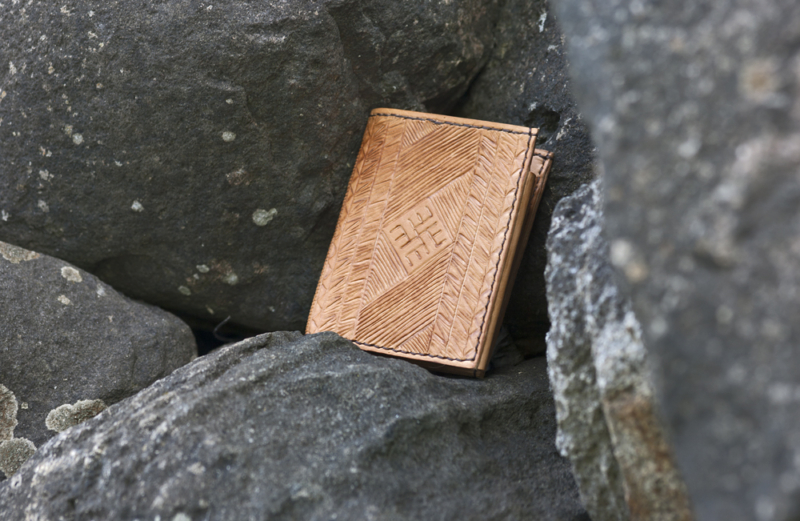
xmin=455 ymin=0 xmax=596 ymax=355
xmin=0 ymin=241 xmax=196 ymax=449
xmin=0 ymin=0 xmax=501 ymax=333
xmin=552 ymin=1 xmax=800 ymax=519
xmin=546 ymin=180 xmax=692 ymax=521
xmin=0 ymin=331 xmax=587 ymax=521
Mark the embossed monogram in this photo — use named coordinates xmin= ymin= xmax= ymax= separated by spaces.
xmin=386 ymin=202 xmax=452 ymax=273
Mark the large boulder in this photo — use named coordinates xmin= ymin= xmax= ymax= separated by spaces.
xmin=0 ymin=331 xmax=587 ymax=520
xmin=0 ymin=0 xmax=500 ymax=332
xmin=546 ymin=180 xmax=692 ymax=521
xmin=0 ymin=241 xmax=196 ymax=449
xmin=552 ymin=0 xmax=800 ymax=519
xmin=455 ymin=0 xmax=596 ymax=355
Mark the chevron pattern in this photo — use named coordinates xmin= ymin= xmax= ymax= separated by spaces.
xmin=307 ymin=110 xmax=538 ymax=369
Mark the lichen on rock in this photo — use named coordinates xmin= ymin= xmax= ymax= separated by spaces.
xmin=0 ymin=242 xmax=39 ymax=264
xmin=45 ymin=400 xmax=108 ymax=433
xmin=0 ymin=438 xmax=36 ymax=478
xmin=0 ymin=385 xmax=18 ymax=441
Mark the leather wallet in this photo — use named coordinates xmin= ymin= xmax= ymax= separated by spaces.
xmin=306 ymin=108 xmax=552 ymax=377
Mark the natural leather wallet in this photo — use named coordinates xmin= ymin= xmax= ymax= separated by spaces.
xmin=306 ymin=108 xmax=552 ymax=377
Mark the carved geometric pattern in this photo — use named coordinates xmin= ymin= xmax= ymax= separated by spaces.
xmin=307 ymin=109 xmax=538 ymax=367
xmin=387 ymin=199 xmax=452 ymax=273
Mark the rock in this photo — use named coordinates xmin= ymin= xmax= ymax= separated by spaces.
xmin=0 ymin=240 xmax=196 ymax=448
xmin=45 ymin=399 xmax=107 ymax=433
xmin=546 ymin=180 xmax=692 ymax=521
xmin=0 ymin=385 xmax=16 ymax=442
xmin=0 ymin=331 xmax=586 ymax=521
xmin=0 ymin=439 xmax=36 ymax=478
xmin=0 ymin=0 xmax=501 ymax=333
xmin=551 ymin=1 xmax=800 ymax=519
xmin=455 ymin=0 xmax=596 ymax=355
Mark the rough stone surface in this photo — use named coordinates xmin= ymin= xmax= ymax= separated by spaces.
xmin=0 ymin=0 xmax=501 ymax=333
xmin=551 ymin=1 xmax=800 ymax=519
xmin=0 ymin=240 xmax=196 ymax=448
xmin=455 ymin=0 xmax=596 ymax=355
xmin=546 ymin=181 xmax=693 ymax=521
xmin=0 ymin=385 xmax=17 ymax=442
xmin=45 ymin=399 xmax=107 ymax=433
xmin=0 ymin=439 xmax=36 ymax=478
xmin=0 ymin=331 xmax=586 ymax=521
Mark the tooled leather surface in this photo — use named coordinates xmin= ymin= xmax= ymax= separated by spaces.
xmin=307 ymin=111 xmax=541 ymax=363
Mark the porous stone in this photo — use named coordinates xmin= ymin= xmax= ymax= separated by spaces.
xmin=551 ymin=1 xmax=800 ymax=518
xmin=0 ymin=240 xmax=196 ymax=448
xmin=546 ymin=180 xmax=692 ymax=521
xmin=0 ymin=0 xmax=501 ymax=333
xmin=0 ymin=439 xmax=36 ymax=478
xmin=45 ymin=399 xmax=107 ymax=433
xmin=455 ymin=0 xmax=596 ymax=355
xmin=0 ymin=385 xmax=17 ymax=442
xmin=0 ymin=331 xmax=586 ymax=521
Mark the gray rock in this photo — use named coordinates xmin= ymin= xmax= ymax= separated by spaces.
xmin=551 ymin=1 xmax=800 ymax=519
xmin=0 ymin=241 xmax=196 ymax=448
xmin=0 ymin=0 xmax=501 ymax=333
xmin=0 ymin=331 xmax=587 ymax=521
xmin=546 ymin=180 xmax=692 ymax=521
xmin=455 ymin=0 xmax=596 ymax=355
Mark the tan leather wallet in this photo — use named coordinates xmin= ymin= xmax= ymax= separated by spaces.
xmin=306 ymin=108 xmax=552 ymax=377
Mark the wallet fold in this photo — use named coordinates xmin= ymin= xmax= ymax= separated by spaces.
xmin=306 ymin=108 xmax=552 ymax=377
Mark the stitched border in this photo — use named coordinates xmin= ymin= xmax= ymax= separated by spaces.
xmin=369 ymin=112 xmax=532 ymax=136
xmin=335 ymin=114 xmax=550 ymax=362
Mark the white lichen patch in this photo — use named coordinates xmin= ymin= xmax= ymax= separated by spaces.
xmin=1 ymin=210 xmax=8 ymax=222
xmin=0 ymin=438 xmax=36 ymax=478
xmin=45 ymin=399 xmax=107 ymax=433
xmin=252 ymin=208 xmax=277 ymax=226
xmin=0 ymin=242 xmax=39 ymax=264
xmin=178 ymin=285 xmax=192 ymax=296
xmin=537 ymin=11 xmax=547 ymax=32
xmin=222 ymin=272 xmax=239 ymax=286
xmin=221 ymin=131 xmax=236 ymax=142
xmin=131 ymin=200 xmax=144 ymax=212
xmin=63 ymin=124 xmax=73 ymax=136
xmin=187 ymin=462 xmax=205 ymax=475
xmin=39 ymin=169 xmax=53 ymax=181
xmin=0 ymin=384 xmax=18 ymax=441
xmin=57 ymin=295 xmax=71 ymax=305
xmin=37 ymin=199 xmax=49 ymax=213
xmin=72 ymin=133 xmax=84 ymax=145
xmin=8 ymin=61 xmax=16 ymax=75
xmin=196 ymin=264 xmax=210 ymax=273
xmin=60 ymin=266 xmax=82 ymax=283
xmin=96 ymin=284 xmax=106 ymax=297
